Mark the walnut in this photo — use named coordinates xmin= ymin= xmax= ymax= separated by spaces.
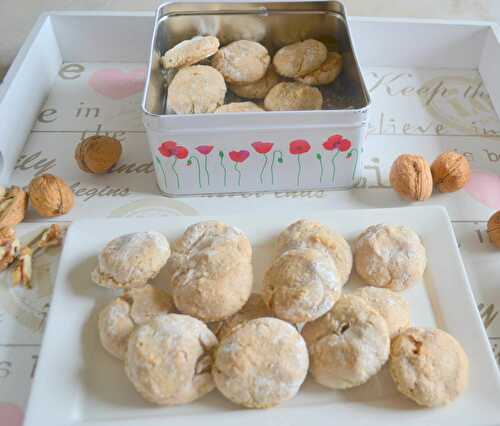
xmin=431 ymin=151 xmax=471 ymax=193
xmin=28 ymin=174 xmax=74 ymax=217
xmin=0 ymin=186 xmax=28 ymax=227
xmin=0 ymin=226 xmax=19 ymax=272
xmin=389 ymin=155 xmax=433 ymax=201
xmin=75 ymin=135 xmax=122 ymax=174
xmin=487 ymin=211 xmax=500 ymax=248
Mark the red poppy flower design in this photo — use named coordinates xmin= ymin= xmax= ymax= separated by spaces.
xmin=252 ymin=141 xmax=274 ymax=154
xmin=159 ymin=140 xmax=177 ymax=157
xmin=196 ymin=145 xmax=214 ymax=156
xmin=323 ymin=135 xmax=352 ymax=152
xmin=338 ymin=139 xmax=352 ymax=152
xmin=289 ymin=140 xmax=311 ymax=155
xmin=174 ymin=146 xmax=188 ymax=159
xmin=229 ymin=150 xmax=250 ymax=163
xmin=322 ymin=134 xmax=343 ymax=151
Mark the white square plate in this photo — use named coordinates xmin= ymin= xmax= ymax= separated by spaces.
xmin=24 ymin=207 xmax=500 ymax=426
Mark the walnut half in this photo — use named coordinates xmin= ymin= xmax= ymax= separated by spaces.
xmin=0 ymin=186 xmax=28 ymax=228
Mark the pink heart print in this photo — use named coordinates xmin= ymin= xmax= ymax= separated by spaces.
xmin=0 ymin=403 xmax=23 ymax=426
xmin=464 ymin=171 xmax=500 ymax=209
xmin=89 ymin=68 xmax=146 ymax=100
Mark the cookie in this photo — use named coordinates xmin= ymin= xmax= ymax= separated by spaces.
xmin=352 ymin=286 xmax=410 ymax=338
xmin=277 ymin=219 xmax=353 ymax=286
xmin=389 ymin=327 xmax=469 ymax=407
xmin=273 ymin=39 xmax=328 ymax=78
xmin=161 ymin=36 xmax=220 ymax=69
xmin=168 ymin=221 xmax=253 ymax=322
xmin=125 ymin=314 xmax=218 ymax=405
xmin=91 ymin=231 xmax=170 ymax=289
xmin=213 ymin=317 xmax=309 ymax=408
xmin=262 ymin=248 xmax=341 ymax=323
xmin=214 ymin=101 xmax=264 ymax=113
xmin=229 ymin=65 xmax=280 ymax=99
xmin=166 ymin=65 xmax=226 ymax=114
xmin=302 ymin=295 xmax=390 ymax=389
xmin=296 ymin=52 xmax=343 ymax=86
xmin=264 ymin=82 xmax=323 ymax=111
xmin=209 ymin=293 xmax=272 ymax=341
xmin=98 ymin=285 xmax=175 ymax=360
xmin=354 ymin=224 xmax=427 ymax=291
xmin=211 ymin=40 xmax=270 ymax=84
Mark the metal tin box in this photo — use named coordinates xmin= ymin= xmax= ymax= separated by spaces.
xmin=142 ymin=1 xmax=370 ymax=195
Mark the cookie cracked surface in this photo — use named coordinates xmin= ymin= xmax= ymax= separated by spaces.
xmin=168 ymin=221 xmax=253 ymax=322
xmin=211 ymin=40 xmax=270 ymax=84
xmin=166 ymin=65 xmax=226 ymax=114
xmin=92 ymin=231 xmax=170 ymax=289
xmin=302 ymin=295 xmax=390 ymax=389
xmin=389 ymin=327 xmax=469 ymax=407
xmin=162 ymin=36 xmax=220 ymax=69
xmin=125 ymin=313 xmax=218 ymax=405
xmin=98 ymin=285 xmax=175 ymax=360
xmin=213 ymin=317 xmax=309 ymax=408
xmin=353 ymin=224 xmax=426 ymax=291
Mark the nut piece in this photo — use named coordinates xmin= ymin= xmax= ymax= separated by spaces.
xmin=389 ymin=154 xmax=433 ymax=201
xmin=487 ymin=211 xmax=500 ymax=248
xmin=431 ymin=151 xmax=471 ymax=193
xmin=31 ymin=224 xmax=65 ymax=252
xmin=0 ymin=227 xmax=19 ymax=272
xmin=28 ymin=174 xmax=74 ymax=217
xmin=75 ymin=135 xmax=122 ymax=174
xmin=12 ymin=246 xmax=32 ymax=288
xmin=0 ymin=186 xmax=28 ymax=227
xmin=9 ymin=224 xmax=65 ymax=289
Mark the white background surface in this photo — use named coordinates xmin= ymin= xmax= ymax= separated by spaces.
xmin=0 ymin=0 xmax=497 ymax=79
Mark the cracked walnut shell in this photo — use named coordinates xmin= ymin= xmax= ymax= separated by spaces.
xmin=487 ymin=211 xmax=500 ymax=248
xmin=431 ymin=151 xmax=470 ymax=193
xmin=28 ymin=174 xmax=74 ymax=217
xmin=390 ymin=155 xmax=433 ymax=201
xmin=0 ymin=186 xmax=28 ymax=228
xmin=0 ymin=226 xmax=19 ymax=272
xmin=75 ymin=135 xmax=122 ymax=174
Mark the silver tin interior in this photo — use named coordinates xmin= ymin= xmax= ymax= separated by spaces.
xmin=143 ymin=1 xmax=370 ymax=117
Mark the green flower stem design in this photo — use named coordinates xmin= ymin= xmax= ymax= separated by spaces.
xmin=259 ymin=154 xmax=268 ymax=184
xmin=331 ymin=150 xmax=340 ymax=183
xmin=203 ymin=155 xmax=210 ymax=186
xmin=316 ymin=153 xmax=323 ymax=182
xmin=350 ymin=148 xmax=359 ymax=180
xmin=171 ymin=157 xmax=180 ymax=189
xmin=296 ymin=154 xmax=303 ymax=186
xmin=219 ymin=150 xmax=227 ymax=186
xmin=233 ymin=162 xmax=242 ymax=186
xmin=271 ymin=150 xmax=283 ymax=185
xmin=155 ymin=155 xmax=168 ymax=189
xmin=188 ymin=155 xmax=202 ymax=188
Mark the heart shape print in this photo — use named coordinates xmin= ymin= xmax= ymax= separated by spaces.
xmin=464 ymin=171 xmax=500 ymax=209
xmin=89 ymin=68 xmax=146 ymax=100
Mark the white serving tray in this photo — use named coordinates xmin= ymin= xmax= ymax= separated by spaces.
xmin=24 ymin=207 xmax=500 ymax=426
